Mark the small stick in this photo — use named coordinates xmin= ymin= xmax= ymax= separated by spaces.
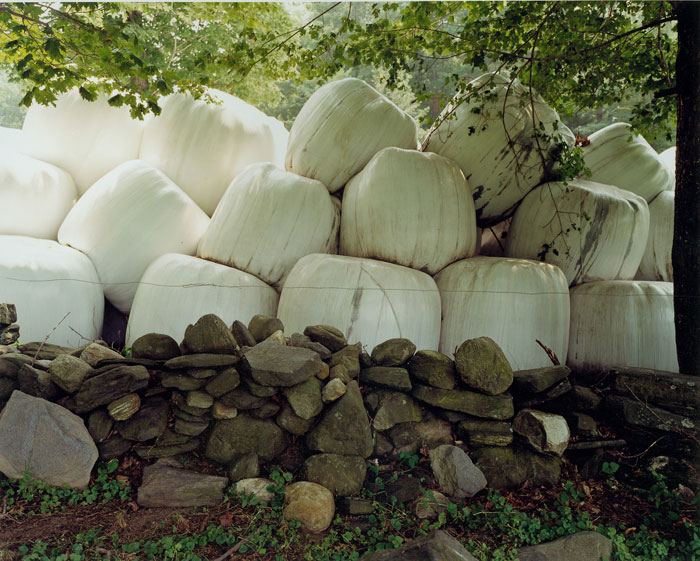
xmin=212 ymin=534 xmax=255 ymax=561
xmin=31 ymin=312 xmax=70 ymax=363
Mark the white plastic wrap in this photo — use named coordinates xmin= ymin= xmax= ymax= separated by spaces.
xmin=0 ymin=126 xmax=26 ymax=153
xmin=340 ymin=147 xmax=477 ymax=275
xmin=423 ymin=72 xmax=574 ymax=226
xmin=568 ymin=280 xmax=677 ymax=374
xmin=58 ymin=160 xmax=209 ymax=314
xmin=637 ymin=191 xmax=674 ymax=282
xmin=125 ymin=253 xmax=279 ymax=346
xmin=277 ymin=254 xmax=441 ymax=351
xmin=21 ymin=89 xmax=145 ymax=196
xmin=435 ymin=257 xmax=570 ymax=370
xmin=582 ymin=123 xmax=673 ymax=202
xmin=285 ymin=78 xmax=419 ymax=193
xmin=505 ymin=179 xmax=650 ymax=285
xmin=659 ymin=146 xmax=676 ymax=190
xmin=197 ymin=163 xmax=339 ymax=287
xmin=0 ymin=151 xmax=77 ymax=240
xmin=0 ymin=235 xmax=103 ymax=346
xmin=140 ymin=90 xmax=288 ymax=215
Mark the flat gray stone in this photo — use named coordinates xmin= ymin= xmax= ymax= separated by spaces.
xmin=288 ymin=333 xmax=332 ymax=360
xmin=186 ymin=390 xmax=214 ymax=409
xmin=206 ymin=414 xmax=287 ymax=463
xmin=276 ymin=402 xmax=315 ymax=435
xmin=161 ymin=373 xmax=204 ymax=391
xmin=228 ymin=452 xmax=259 ymax=482
xmin=606 ymin=395 xmax=698 ymax=434
xmin=322 ymin=378 xmax=347 ymax=403
xmin=49 ymin=354 xmax=94 ymax=394
xmin=407 ymin=350 xmax=457 ymax=390
xmin=218 ymin=387 xmax=268 ymax=410
xmin=371 ymin=338 xmax=416 ymax=366
xmin=183 ymin=314 xmax=238 ymax=355
xmin=471 ymin=445 xmax=561 ymax=489
xmin=388 ymin=416 xmax=453 ymax=454
xmin=611 ymin=367 xmax=700 ymax=412
xmin=306 ymin=381 xmax=373 ymax=458
xmin=327 ymin=343 xmax=361 ymax=378
xmin=116 ymin=397 xmax=168 ymax=441
xmin=80 ymin=343 xmax=124 ymax=367
xmin=231 ymin=320 xmax=257 ymax=348
xmin=283 ymin=377 xmax=323 ymax=420
xmin=131 ymin=333 xmax=181 ymax=361
xmin=17 ymin=364 xmax=58 ymax=400
xmin=174 ymin=417 xmax=209 ymax=436
xmin=515 ymin=531 xmax=613 ymax=561
xmin=302 ymin=453 xmax=367 ymax=497
xmin=372 ymin=391 xmax=422 ymax=431
xmin=240 ymin=341 xmax=322 ymax=387
xmin=303 ymin=325 xmax=347 ymax=352
xmin=73 ymin=365 xmax=149 ymax=413
xmin=429 ymin=445 xmax=486 ymax=499
xmin=18 ymin=342 xmax=73 ymax=361
xmin=512 ymin=365 xmax=570 ymax=394
xmin=204 ymin=368 xmax=240 ymax=397
xmin=360 ymin=367 xmax=412 ymax=392
xmin=134 ymin=439 xmax=200 ymax=459
xmin=457 ymin=418 xmax=513 ymax=447
xmin=248 ymin=400 xmax=280 ymax=419
xmin=412 ymin=383 xmax=514 ymax=420
xmin=360 ymin=530 xmax=478 ymax=561
xmin=0 ymin=391 xmax=97 ymax=488
xmin=454 ymin=337 xmax=513 ymax=395
xmin=164 ymin=354 xmax=239 ymax=369
xmin=137 ymin=460 xmax=227 ymax=507
xmin=171 ymin=391 xmax=210 ymax=417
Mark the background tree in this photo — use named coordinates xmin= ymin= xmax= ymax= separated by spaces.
xmin=1 ymin=1 xmax=697 ymax=373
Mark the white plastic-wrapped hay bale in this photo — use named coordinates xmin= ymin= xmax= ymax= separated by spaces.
xmin=505 ymin=179 xmax=650 ymax=285
xmin=423 ymin=72 xmax=574 ymax=226
xmin=21 ymin=89 xmax=145 ymax=196
xmin=278 ymin=254 xmax=441 ymax=351
xmin=0 ymin=126 xmax=25 ymax=153
xmin=435 ymin=257 xmax=570 ymax=370
xmin=659 ymin=146 xmax=676 ymax=190
xmin=0 ymin=235 xmax=103 ymax=346
xmin=58 ymin=160 xmax=209 ymax=314
xmin=582 ymin=123 xmax=673 ymax=202
xmin=568 ymin=280 xmax=677 ymax=373
xmin=637 ymin=191 xmax=674 ymax=281
xmin=285 ymin=78 xmax=419 ymax=193
xmin=340 ymin=147 xmax=477 ymax=274
xmin=197 ymin=163 xmax=339 ymax=288
xmin=140 ymin=90 xmax=288 ymax=215
xmin=125 ymin=253 xmax=279 ymax=345
xmin=0 ymin=151 xmax=77 ymax=240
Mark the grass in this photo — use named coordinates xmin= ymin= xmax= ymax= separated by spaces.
xmin=0 ymin=453 xmax=697 ymax=561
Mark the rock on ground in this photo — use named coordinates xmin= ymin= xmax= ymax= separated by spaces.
xmin=429 ymin=444 xmax=487 ymax=499
xmin=0 ymin=390 xmax=98 ymax=488
xmin=283 ymin=481 xmax=335 ymax=533
xmin=515 ymin=531 xmax=613 ymax=561
xmin=359 ymin=530 xmax=478 ymax=560
xmin=137 ymin=459 xmax=227 ymax=507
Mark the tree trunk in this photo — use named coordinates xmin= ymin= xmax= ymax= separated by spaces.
xmin=673 ymin=2 xmax=700 ymax=375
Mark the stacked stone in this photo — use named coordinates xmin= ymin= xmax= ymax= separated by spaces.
xmin=0 ymin=303 xmax=19 ymax=346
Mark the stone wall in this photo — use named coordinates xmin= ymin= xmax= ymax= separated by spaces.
xmin=0 ymin=307 xmax=697 ymax=494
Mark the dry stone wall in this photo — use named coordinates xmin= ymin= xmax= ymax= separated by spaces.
xmin=1 ymin=308 xmax=696 ymax=497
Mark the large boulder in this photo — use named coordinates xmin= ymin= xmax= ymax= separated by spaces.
xmin=0 ymin=391 xmax=97 ymax=488
xmin=471 ymin=446 xmax=561 ymax=489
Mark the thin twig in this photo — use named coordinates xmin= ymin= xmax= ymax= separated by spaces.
xmin=212 ymin=533 xmax=256 ymax=561
xmin=31 ymin=312 xmax=70 ymax=363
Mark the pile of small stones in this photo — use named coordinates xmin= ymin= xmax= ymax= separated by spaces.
xmin=0 ymin=303 xmax=19 ymax=345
